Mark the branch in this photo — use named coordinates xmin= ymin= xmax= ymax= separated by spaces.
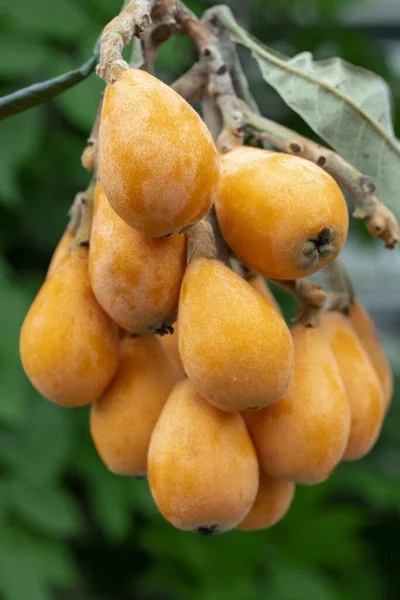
xmin=96 ymin=0 xmax=155 ymax=84
xmin=202 ymin=7 xmax=260 ymax=114
xmin=0 ymin=37 xmax=100 ymax=120
xmin=175 ymin=2 xmax=244 ymax=151
xmin=141 ymin=0 xmax=179 ymax=73
xmin=171 ymin=62 xmax=208 ymax=101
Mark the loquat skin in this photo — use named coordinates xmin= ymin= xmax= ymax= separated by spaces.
xmin=20 ymin=246 xmax=119 ymax=407
xmin=247 ymin=274 xmax=281 ymax=312
xmin=215 ymin=146 xmax=349 ymax=280
xmin=90 ymin=335 xmax=182 ymax=476
xmin=98 ymin=69 xmax=220 ymax=237
xmin=148 ymin=379 xmax=259 ymax=534
xmin=322 ymin=311 xmax=384 ymax=461
xmin=159 ymin=322 xmax=184 ymax=376
xmin=349 ymin=300 xmax=393 ymax=412
xmin=46 ymin=229 xmax=74 ymax=279
xmin=244 ymin=323 xmax=351 ymax=485
xmin=178 ymin=258 xmax=294 ymax=412
xmin=89 ymin=183 xmax=187 ymax=334
xmin=236 ymin=470 xmax=295 ymax=532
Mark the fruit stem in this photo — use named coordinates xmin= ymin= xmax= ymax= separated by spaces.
xmin=96 ymin=0 xmax=155 ymax=85
xmin=70 ymin=177 xmax=96 ymax=248
xmin=81 ymin=98 xmax=103 ymax=173
xmin=205 ymin=209 xmax=232 ymax=266
xmin=271 ymin=279 xmax=327 ymax=327
xmin=67 ymin=193 xmax=83 ymax=235
xmin=186 ymin=220 xmax=217 ymax=264
xmin=323 ymin=261 xmax=355 ymax=314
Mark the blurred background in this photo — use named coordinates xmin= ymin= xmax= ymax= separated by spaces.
xmin=1 ymin=0 xmax=400 ymax=598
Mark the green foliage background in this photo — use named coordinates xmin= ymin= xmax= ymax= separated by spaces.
xmin=1 ymin=1 xmax=400 ymax=599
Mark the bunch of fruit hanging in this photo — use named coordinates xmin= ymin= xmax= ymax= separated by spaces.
xmin=15 ymin=1 xmax=400 ymax=535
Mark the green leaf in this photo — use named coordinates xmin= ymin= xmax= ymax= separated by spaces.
xmin=56 ymin=70 xmax=104 ymax=131
xmin=0 ymin=273 xmax=37 ymax=423
xmin=74 ymin=440 xmax=135 ymax=541
xmin=268 ymin=565 xmax=337 ymax=600
xmin=217 ymin=7 xmax=400 ymax=220
xmin=0 ymin=0 xmax=91 ymax=42
xmin=0 ymin=37 xmax=50 ymax=78
xmin=0 ymin=109 xmax=43 ymax=204
xmin=4 ymin=478 xmax=83 ymax=537
xmin=0 ymin=523 xmax=77 ymax=600
xmin=0 ymin=400 xmax=74 ymax=481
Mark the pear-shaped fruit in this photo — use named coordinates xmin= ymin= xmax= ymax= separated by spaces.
xmin=148 ymin=379 xmax=259 ymax=534
xmin=89 ymin=183 xmax=186 ymax=334
xmin=245 ymin=323 xmax=350 ymax=484
xmin=20 ymin=246 xmax=119 ymax=407
xmin=237 ymin=470 xmax=295 ymax=531
xmin=178 ymin=259 xmax=293 ymax=412
xmin=215 ymin=146 xmax=348 ymax=279
xmin=91 ymin=335 xmax=182 ymax=476
xmin=349 ymin=300 xmax=393 ymax=412
xmin=98 ymin=69 xmax=220 ymax=237
xmin=322 ymin=311 xmax=384 ymax=461
xmin=46 ymin=229 xmax=74 ymax=279
xmin=247 ymin=274 xmax=281 ymax=312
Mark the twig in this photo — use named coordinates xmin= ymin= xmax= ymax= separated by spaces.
xmin=271 ymin=279 xmax=327 ymax=327
xmin=142 ymin=0 xmax=179 ymax=73
xmin=175 ymin=2 xmax=244 ymax=151
xmin=171 ymin=62 xmax=208 ymax=100
xmin=202 ymin=7 xmax=260 ymax=114
xmin=201 ymin=90 xmax=223 ymax=141
xmin=96 ymin=0 xmax=156 ymax=84
xmin=0 ymin=37 xmax=100 ymax=120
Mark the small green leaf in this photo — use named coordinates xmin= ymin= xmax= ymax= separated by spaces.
xmin=217 ymin=7 xmax=400 ymax=220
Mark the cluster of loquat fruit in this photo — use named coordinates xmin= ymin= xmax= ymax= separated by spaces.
xmin=19 ymin=69 xmax=392 ymax=535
